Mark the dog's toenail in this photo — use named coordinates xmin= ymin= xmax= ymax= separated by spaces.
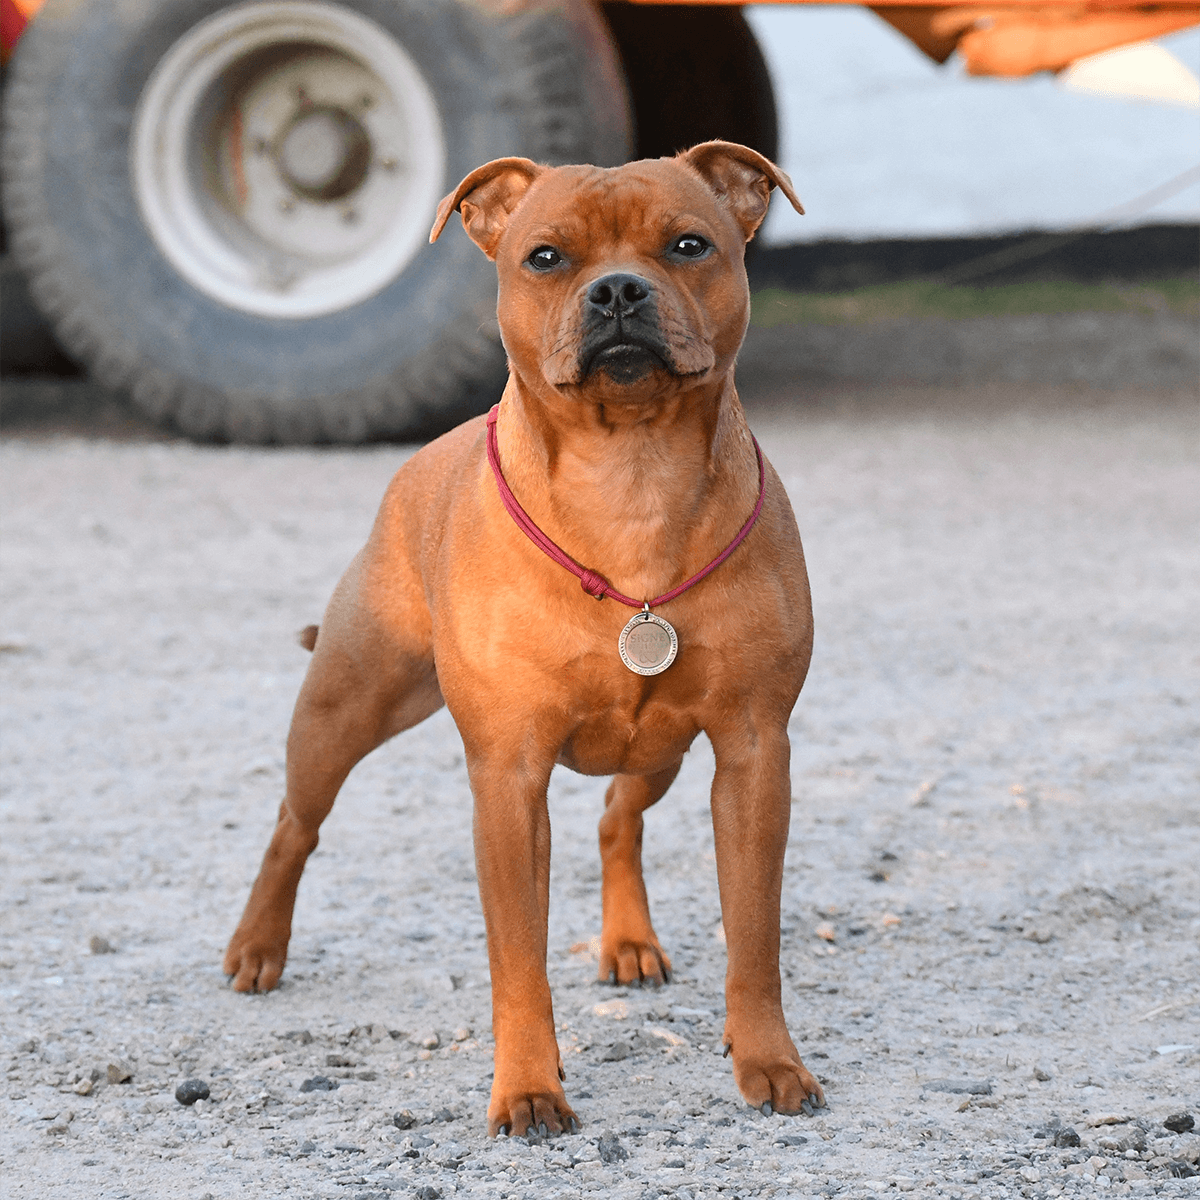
xmin=801 ymin=1100 xmax=814 ymax=1117
xmin=761 ymin=1101 xmax=772 ymax=1116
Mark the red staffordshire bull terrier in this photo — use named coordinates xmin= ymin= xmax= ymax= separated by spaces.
xmin=223 ymin=140 xmax=824 ymax=1136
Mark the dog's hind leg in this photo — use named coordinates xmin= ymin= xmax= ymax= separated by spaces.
xmin=223 ymin=558 xmax=441 ymax=993
xmin=597 ymin=760 xmax=681 ymax=987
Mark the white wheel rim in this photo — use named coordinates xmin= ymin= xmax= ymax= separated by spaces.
xmin=131 ymin=1 xmax=446 ymax=319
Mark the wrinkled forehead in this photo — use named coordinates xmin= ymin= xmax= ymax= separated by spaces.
xmin=505 ymin=159 xmax=727 ymax=250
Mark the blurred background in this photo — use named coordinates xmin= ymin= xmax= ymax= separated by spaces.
xmin=1 ymin=0 xmax=1197 ymax=438
xmin=750 ymin=10 xmax=1199 ymax=243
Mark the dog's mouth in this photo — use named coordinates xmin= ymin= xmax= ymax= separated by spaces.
xmin=582 ymin=340 xmax=669 ymax=385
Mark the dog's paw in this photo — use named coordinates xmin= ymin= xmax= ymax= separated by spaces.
xmin=727 ymin=1035 xmax=826 ymax=1117
xmin=597 ymin=937 xmax=671 ymax=988
xmin=488 ymin=1088 xmax=579 ymax=1139
xmin=222 ymin=929 xmax=288 ymax=993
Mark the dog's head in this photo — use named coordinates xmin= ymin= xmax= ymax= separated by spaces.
xmin=430 ymin=142 xmax=802 ymax=405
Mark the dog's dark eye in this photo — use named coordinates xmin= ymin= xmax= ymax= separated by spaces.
xmin=671 ymin=234 xmax=710 ymax=259
xmin=527 ymin=246 xmax=563 ymax=271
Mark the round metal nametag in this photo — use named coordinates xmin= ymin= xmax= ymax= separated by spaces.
xmin=618 ymin=610 xmax=678 ymax=676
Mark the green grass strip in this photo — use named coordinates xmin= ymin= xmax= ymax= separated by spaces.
xmin=749 ymin=278 xmax=1200 ymax=329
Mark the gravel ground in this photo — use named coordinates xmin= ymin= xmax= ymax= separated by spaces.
xmin=1 ymin=381 xmax=1198 ymax=1200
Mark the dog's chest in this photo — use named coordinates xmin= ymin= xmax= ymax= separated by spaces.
xmin=555 ymin=686 xmax=701 ymax=777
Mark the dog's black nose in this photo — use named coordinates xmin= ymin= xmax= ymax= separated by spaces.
xmin=587 ymin=273 xmax=652 ymax=317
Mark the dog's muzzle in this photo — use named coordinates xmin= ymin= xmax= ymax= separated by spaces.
xmin=578 ymin=272 xmax=673 ymax=384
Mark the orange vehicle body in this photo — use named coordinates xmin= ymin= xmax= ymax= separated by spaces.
xmin=3 ymin=0 xmax=1197 ymax=74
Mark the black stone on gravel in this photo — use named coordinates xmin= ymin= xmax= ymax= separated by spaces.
xmin=299 ymin=1075 xmax=338 ymax=1092
xmin=1164 ymin=1112 xmax=1194 ymax=1133
xmin=414 ymin=1188 xmax=442 ymax=1200
xmin=174 ymin=1078 xmax=210 ymax=1106
xmin=392 ymin=1109 xmax=416 ymax=1129
xmin=598 ymin=1132 xmax=629 ymax=1163
xmin=1053 ymin=1127 xmax=1081 ymax=1148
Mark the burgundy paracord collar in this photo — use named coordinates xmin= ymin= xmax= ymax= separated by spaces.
xmin=484 ymin=403 xmax=765 ymax=610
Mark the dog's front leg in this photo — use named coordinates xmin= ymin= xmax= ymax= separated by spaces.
xmin=709 ymin=719 xmax=826 ymax=1116
xmin=467 ymin=749 xmax=578 ymax=1138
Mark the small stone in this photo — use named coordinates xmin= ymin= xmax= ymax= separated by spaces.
xmin=597 ymin=1132 xmax=628 ymax=1163
xmin=924 ymin=1079 xmax=992 ymax=1095
xmin=299 ymin=1076 xmax=338 ymax=1093
xmin=281 ymin=1029 xmax=313 ymax=1044
xmin=1020 ymin=1166 xmax=1041 ymax=1183
xmin=452 ymin=1027 xmax=472 ymax=1042
xmin=89 ymin=936 xmax=115 ymax=955
xmin=1163 ymin=1112 xmax=1194 ymax=1133
xmin=1087 ymin=1113 xmax=1131 ymax=1127
xmin=414 ymin=1187 xmax=441 ymax=1200
xmin=1054 ymin=1126 xmax=1082 ymax=1147
xmin=46 ymin=1110 xmax=74 ymax=1135
xmin=325 ymin=1053 xmax=354 ymax=1068
xmin=72 ymin=1078 xmax=94 ymax=1095
xmin=174 ymin=1078 xmax=210 ymax=1106
xmin=392 ymin=1110 xmax=417 ymax=1130
xmin=409 ymin=1030 xmax=439 ymax=1050
xmin=1167 ymin=1161 xmax=1198 ymax=1179
xmin=601 ymin=1041 xmax=630 ymax=1062
xmin=1033 ymin=1066 xmax=1052 ymax=1081
xmin=106 ymin=1060 xmax=133 ymax=1084
xmin=814 ymin=922 xmax=836 ymax=942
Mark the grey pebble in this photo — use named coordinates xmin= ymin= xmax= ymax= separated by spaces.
xmin=106 ymin=1060 xmax=133 ymax=1085
xmin=1164 ymin=1112 xmax=1194 ymax=1133
xmin=174 ymin=1078 xmax=210 ymax=1106
xmin=601 ymin=1041 xmax=630 ymax=1062
xmin=391 ymin=1110 xmax=416 ymax=1130
xmin=299 ymin=1075 xmax=338 ymax=1093
xmin=923 ymin=1079 xmax=993 ymax=1095
xmin=413 ymin=1188 xmax=441 ymax=1200
xmin=281 ymin=1029 xmax=313 ymax=1044
xmin=1053 ymin=1126 xmax=1082 ymax=1148
xmin=597 ymin=1132 xmax=628 ymax=1163
xmin=88 ymin=936 xmax=115 ymax=955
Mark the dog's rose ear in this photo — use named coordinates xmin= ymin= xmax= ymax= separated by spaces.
xmin=429 ymin=158 xmax=545 ymax=257
xmin=681 ymin=141 xmax=803 ymax=240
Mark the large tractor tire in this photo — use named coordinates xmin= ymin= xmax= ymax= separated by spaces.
xmin=601 ymin=3 xmax=778 ymax=163
xmin=2 ymin=0 xmax=629 ymax=443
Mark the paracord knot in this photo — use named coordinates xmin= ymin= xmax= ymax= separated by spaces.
xmin=579 ymin=569 xmax=608 ymax=599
